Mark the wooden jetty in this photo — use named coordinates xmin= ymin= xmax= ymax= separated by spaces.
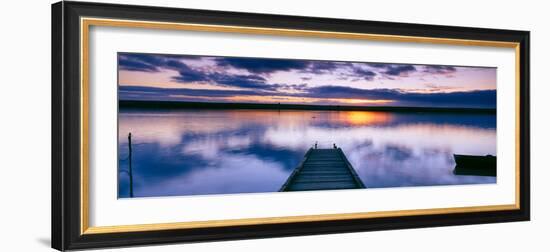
xmin=280 ymin=148 xmax=366 ymax=192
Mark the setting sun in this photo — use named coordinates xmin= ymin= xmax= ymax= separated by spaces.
xmin=343 ymin=111 xmax=393 ymax=125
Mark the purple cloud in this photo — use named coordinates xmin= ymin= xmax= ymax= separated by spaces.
xmin=119 ymin=85 xmax=496 ymax=108
xmin=423 ymin=65 xmax=457 ymax=74
xmin=215 ymin=57 xmax=309 ymax=74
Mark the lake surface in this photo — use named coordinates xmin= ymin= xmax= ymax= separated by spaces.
xmin=118 ymin=109 xmax=496 ymax=198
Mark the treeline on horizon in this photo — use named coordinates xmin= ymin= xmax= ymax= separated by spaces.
xmin=118 ymin=100 xmax=496 ymax=114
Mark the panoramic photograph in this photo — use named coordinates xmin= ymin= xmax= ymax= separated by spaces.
xmin=117 ymin=52 xmax=497 ymax=198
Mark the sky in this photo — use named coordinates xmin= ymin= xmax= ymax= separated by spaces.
xmin=118 ymin=52 xmax=497 ymax=108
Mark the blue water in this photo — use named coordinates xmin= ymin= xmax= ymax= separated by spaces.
xmin=118 ymin=109 xmax=496 ymax=198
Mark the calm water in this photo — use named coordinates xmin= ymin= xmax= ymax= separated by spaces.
xmin=118 ymin=109 xmax=496 ymax=198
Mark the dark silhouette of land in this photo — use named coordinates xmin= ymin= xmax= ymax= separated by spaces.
xmin=118 ymin=100 xmax=496 ymax=114
xmin=119 ymin=100 xmax=496 ymax=114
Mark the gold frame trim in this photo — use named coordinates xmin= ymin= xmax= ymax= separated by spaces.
xmin=80 ymin=17 xmax=522 ymax=235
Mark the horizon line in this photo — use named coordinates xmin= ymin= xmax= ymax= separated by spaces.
xmin=118 ymin=100 xmax=496 ymax=113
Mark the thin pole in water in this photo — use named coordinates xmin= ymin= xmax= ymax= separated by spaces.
xmin=128 ymin=132 xmax=134 ymax=198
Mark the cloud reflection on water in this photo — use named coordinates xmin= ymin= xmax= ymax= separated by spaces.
xmin=118 ymin=109 xmax=496 ymax=198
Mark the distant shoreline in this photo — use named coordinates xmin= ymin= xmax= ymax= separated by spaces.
xmin=118 ymin=100 xmax=496 ymax=114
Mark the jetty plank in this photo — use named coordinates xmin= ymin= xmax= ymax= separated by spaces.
xmin=280 ymin=148 xmax=366 ymax=192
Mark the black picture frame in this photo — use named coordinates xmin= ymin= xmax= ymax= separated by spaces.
xmin=52 ymin=1 xmax=530 ymax=251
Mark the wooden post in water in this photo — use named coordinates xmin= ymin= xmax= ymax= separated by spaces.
xmin=128 ymin=132 xmax=134 ymax=198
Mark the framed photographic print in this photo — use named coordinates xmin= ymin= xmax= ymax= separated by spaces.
xmin=52 ymin=1 xmax=530 ymax=250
